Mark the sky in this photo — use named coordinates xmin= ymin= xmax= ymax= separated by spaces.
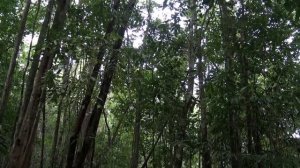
xmin=130 ymin=0 xmax=185 ymax=47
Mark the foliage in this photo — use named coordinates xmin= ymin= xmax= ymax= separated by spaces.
xmin=0 ymin=0 xmax=299 ymax=167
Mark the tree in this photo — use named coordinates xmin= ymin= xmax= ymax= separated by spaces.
xmin=0 ymin=0 xmax=299 ymax=167
xmin=0 ymin=0 xmax=31 ymax=122
xmin=65 ymin=0 xmax=138 ymax=167
xmin=7 ymin=0 xmax=70 ymax=167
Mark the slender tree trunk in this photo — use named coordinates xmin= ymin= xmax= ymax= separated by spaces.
xmin=15 ymin=0 xmax=55 ymax=138
xmin=197 ymin=31 xmax=212 ymax=168
xmin=20 ymin=85 xmax=45 ymax=168
xmin=237 ymin=0 xmax=254 ymax=157
xmin=51 ymin=58 xmax=70 ymax=168
xmin=103 ymin=110 xmax=111 ymax=147
xmin=65 ymin=1 xmax=121 ymax=166
xmin=69 ymin=1 xmax=137 ymax=167
xmin=110 ymin=106 xmax=130 ymax=146
xmin=173 ymin=97 xmax=195 ymax=168
xmin=7 ymin=44 xmax=53 ymax=168
xmin=200 ymin=104 xmax=211 ymax=168
xmin=239 ymin=33 xmax=255 ymax=164
xmin=130 ymin=96 xmax=141 ymax=168
xmin=51 ymin=97 xmax=64 ymax=167
xmin=58 ymin=93 xmax=72 ymax=168
xmin=169 ymin=120 xmax=175 ymax=167
xmin=0 ymin=0 xmax=31 ymax=121
xmin=92 ymin=105 xmax=131 ymax=163
xmin=198 ymin=63 xmax=211 ymax=168
xmin=254 ymin=106 xmax=263 ymax=168
xmin=173 ymin=0 xmax=196 ymax=166
xmin=7 ymin=1 xmax=70 ymax=167
xmin=39 ymin=89 xmax=46 ymax=168
xmin=219 ymin=0 xmax=241 ymax=167
xmin=194 ymin=1 xmax=212 ymax=168
xmin=89 ymin=141 xmax=95 ymax=168
xmin=141 ymin=122 xmax=167 ymax=168
xmin=17 ymin=0 xmax=41 ymax=119
xmin=238 ymin=1 xmax=263 ymax=166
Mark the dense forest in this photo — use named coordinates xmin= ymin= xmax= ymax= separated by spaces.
xmin=0 ymin=0 xmax=300 ymax=167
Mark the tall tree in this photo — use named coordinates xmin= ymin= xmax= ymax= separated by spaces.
xmin=15 ymin=0 xmax=55 ymax=138
xmin=66 ymin=0 xmax=137 ymax=167
xmin=130 ymin=68 xmax=142 ymax=168
xmin=0 ymin=0 xmax=299 ymax=167
xmin=219 ymin=0 xmax=241 ymax=167
xmin=173 ymin=0 xmax=197 ymax=167
xmin=0 ymin=0 xmax=31 ymax=122
xmin=50 ymin=56 xmax=70 ymax=168
xmin=65 ymin=0 xmax=121 ymax=166
xmin=7 ymin=0 xmax=70 ymax=167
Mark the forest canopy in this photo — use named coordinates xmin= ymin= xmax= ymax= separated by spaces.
xmin=0 ymin=0 xmax=299 ymax=167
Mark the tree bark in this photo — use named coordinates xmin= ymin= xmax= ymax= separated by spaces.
xmin=22 ymin=89 xmax=45 ymax=168
xmin=219 ymin=0 xmax=241 ymax=167
xmin=237 ymin=1 xmax=263 ymax=166
xmin=141 ymin=122 xmax=167 ymax=168
xmin=193 ymin=1 xmax=212 ymax=168
xmin=173 ymin=0 xmax=196 ymax=167
xmin=65 ymin=1 xmax=121 ymax=167
xmin=0 ymin=0 xmax=31 ymax=122
xmin=7 ymin=1 xmax=70 ymax=167
xmin=198 ymin=61 xmax=211 ymax=168
xmin=50 ymin=57 xmax=70 ymax=168
xmin=14 ymin=0 xmax=55 ymax=139
xmin=69 ymin=1 xmax=137 ymax=167
xmin=39 ymin=89 xmax=46 ymax=168
xmin=130 ymin=95 xmax=141 ymax=168
xmin=17 ymin=0 xmax=41 ymax=119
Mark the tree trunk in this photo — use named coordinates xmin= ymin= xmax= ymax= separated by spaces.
xmin=58 ymin=93 xmax=72 ymax=168
xmin=194 ymin=1 xmax=212 ymax=167
xmin=173 ymin=0 xmax=196 ymax=166
xmin=197 ymin=33 xmax=211 ymax=167
xmin=39 ymin=89 xmax=46 ymax=168
xmin=130 ymin=96 xmax=141 ymax=168
xmin=51 ymin=58 xmax=70 ymax=168
xmin=14 ymin=0 xmax=55 ymax=139
xmin=70 ymin=1 xmax=137 ymax=167
xmin=7 ymin=44 xmax=53 ymax=168
xmin=7 ymin=1 xmax=70 ymax=167
xmin=141 ymin=122 xmax=167 ymax=168
xmin=219 ymin=0 xmax=241 ymax=167
xmin=22 ymin=89 xmax=45 ymax=168
xmin=253 ymin=105 xmax=263 ymax=168
xmin=173 ymin=97 xmax=195 ymax=168
xmin=237 ymin=1 xmax=263 ymax=166
xmin=65 ymin=1 xmax=121 ymax=167
xmin=198 ymin=62 xmax=211 ymax=168
xmin=0 ymin=0 xmax=31 ymax=121
xmin=17 ymin=0 xmax=41 ymax=119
